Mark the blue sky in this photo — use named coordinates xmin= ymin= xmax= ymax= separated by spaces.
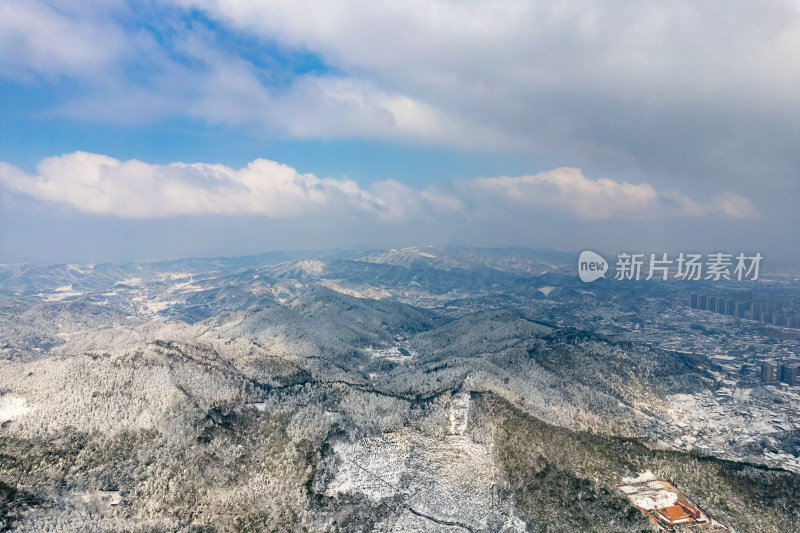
xmin=1 ymin=1 xmax=798 ymax=265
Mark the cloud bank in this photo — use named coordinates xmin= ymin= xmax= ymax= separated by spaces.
xmin=3 ymin=0 xmax=798 ymax=185
xmin=0 ymin=1 xmax=790 ymax=264
xmin=0 ymin=153 xmax=756 ymax=222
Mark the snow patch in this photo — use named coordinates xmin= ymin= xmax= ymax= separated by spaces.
xmin=38 ymin=286 xmax=84 ymax=301
xmin=449 ymin=392 xmax=471 ymax=435
xmin=621 ymin=471 xmax=656 ymax=484
xmin=0 ymin=396 xmax=31 ymax=423
xmin=537 ymin=286 xmax=556 ymax=296
xmin=296 ymin=260 xmax=326 ymax=274
xmin=321 ymin=280 xmax=393 ymax=300
xmin=364 ymin=345 xmax=415 ymax=362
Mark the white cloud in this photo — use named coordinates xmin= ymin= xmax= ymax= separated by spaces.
xmin=44 ymin=13 xmax=490 ymax=147
xmin=368 ymin=179 xmax=462 ymax=222
xmin=0 ymin=1 xmax=126 ymax=81
xmin=469 ymin=167 xmax=755 ymax=220
xmin=712 ymin=191 xmax=759 ymax=219
xmin=169 ymin=0 xmax=800 ymax=192
xmin=7 ymin=0 xmax=800 ymax=193
xmin=175 ymin=0 xmax=800 ymax=127
xmin=473 ymin=168 xmax=658 ymax=219
xmin=277 ymin=77 xmax=453 ymax=143
xmin=0 ymin=153 xmax=755 ymax=222
xmin=0 ymin=152 xmax=380 ymax=218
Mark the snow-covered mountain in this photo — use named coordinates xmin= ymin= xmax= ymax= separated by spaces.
xmin=0 ymin=248 xmax=798 ymax=532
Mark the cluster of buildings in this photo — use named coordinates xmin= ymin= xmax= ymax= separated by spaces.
xmin=689 ymin=291 xmax=800 ymax=328
xmin=761 ymin=361 xmax=799 ymax=385
xmin=618 ymin=478 xmax=728 ymax=532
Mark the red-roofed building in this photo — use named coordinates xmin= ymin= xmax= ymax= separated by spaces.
xmin=676 ymin=498 xmax=702 ymax=520
xmin=656 ymin=505 xmax=693 ymax=525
